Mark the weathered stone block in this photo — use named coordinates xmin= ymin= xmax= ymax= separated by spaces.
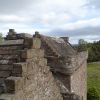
xmin=0 ymin=60 xmax=15 ymax=65
xmin=11 ymin=90 xmax=25 ymax=100
xmin=11 ymin=63 xmax=27 ymax=77
xmin=26 ymin=62 xmax=38 ymax=76
xmin=0 ymin=71 xmax=11 ymax=78
xmin=38 ymin=58 xmax=47 ymax=66
xmin=0 ymin=78 xmax=5 ymax=84
xmin=0 ymin=46 xmax=23 ymax=50
xmin=0 ymin=55 xmax=19 ymax=60
xmin=27 ymin=62 xmax=33 ymax=75
xmin=4 ymin=76 xmax=24 ymax=93
xmin=21 ymin=49 xmax=44 ymax=59
xmin=0 ymin=94 xmax=14 ymax=100
xmin=0 ymin=65 xmax=13 ymax=71
xmin=0 ymin=86 xmax=4 ymax=94
xmin=23 ymin=75 xmax=33 ymax=87
xmin=0 ymin=50 xmax=21 ymax=55
xmin=32 ymin=38 xmax=41 ymax=49
xmin=0 ymin=39 xmax=24 ymax=46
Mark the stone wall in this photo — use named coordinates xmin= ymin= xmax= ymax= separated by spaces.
xmin=70 ymin=52 xmax=88 ymax=100
xmin=53 ymin=72 xmax=71 ymax=92
xmin=0 ymin=52 xmax=63 ymax=100
xmin=62 ymin=93 xmax=81 ymax=100
xmin=36 ymin=33 xmax=88 ymax=100
xmin=0 ymin=30 xmax=88 ymax=100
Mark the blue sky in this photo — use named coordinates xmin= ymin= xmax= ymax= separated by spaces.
xmin=0 ymin=0 xmax=100 ymax=43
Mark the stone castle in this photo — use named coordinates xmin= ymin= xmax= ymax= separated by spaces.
xmin=0 ymin=29 xmax=88 ymax=100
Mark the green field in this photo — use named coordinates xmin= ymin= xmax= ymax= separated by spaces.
xmin=87 ymin=62 xmax=100 ymax=95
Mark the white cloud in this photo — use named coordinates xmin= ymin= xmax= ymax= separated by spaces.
xmin=87 ymin=0 xmax=100 ymax=9
xmin=0 ymin=0 xmax=87 ymax=32
xmin=61 ymin=17 xmax=100 ymax=30
xmin=0 ymin=15 xmax=31 ymax=23
xmin=0 ymin=0 xmax=100 ymax=43
xmin=70 ymin=35 xmax=100 ymax=44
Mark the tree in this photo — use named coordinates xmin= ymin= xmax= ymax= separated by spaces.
xmin=78 ymin=39 xmax=87 ymax=45
xmin=87 ymin=41 xmax=100 ymax=62
xmin=77 ymin=39 xmax=100 ymax=62
xmin=0 ymin=33 xmax=3 ymax=43
xmin=87 ymin=87 xmax=100 ymax=100
xmin=78 ymin=39 xmax=87 ymax=51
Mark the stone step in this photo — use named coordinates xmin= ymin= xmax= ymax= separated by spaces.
xmin=0 ymin=50 xmax=21 ymax=55
xmin=44 ymin=40 xmax=60 ymax=57
xmin=0 ymin=65 xmax=13 ymax=71
xmin=0 ymin=59 xmax=17 ymax=65
xmin=42 ymin=40 xmax=58 ymax=57
xmin=45 ymin=52 xmax=57 ymax=56
xmin=4 ymin=76 xmax=23 ymax=94
xmin=11 ymin=63 xmax=27 ymax=77
xmin=0 ymin=78 xmax=5 ymax=95
xmin=0 ymin=55 xmax=19 ymax=60
xmin=11 ymin=59 xmax=47 ymax=77
xmin=0 ymin=78 xmax=5 ymax=85
xmin=41 ymin=41 xmax=52 ymax=51
xmin=0 ymin=93 xmax=14 ymax=100
xmin=21 ymin=49 xmax=44 ymax=59
xmin=0 ymin=39 xmax=24 ymax=46
xmin=44 ymin=56 xmax=58 ymax=59
xmin=0 ymin=86 xmax=4 ymax=94
xmin=0 ymin=71 xmax=11 ymax=78
xmin=0 ymin=45 xmax=23 ymax=50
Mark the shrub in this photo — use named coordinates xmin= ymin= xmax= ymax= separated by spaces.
xmin=87 ymin=87 xmax=100 ymax=100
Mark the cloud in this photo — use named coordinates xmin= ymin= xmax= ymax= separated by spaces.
xmin=62 ymin=17 xmax=100 ymax=30
xmin=47 ymin=26 xmax=100 ymax=43
xmin=0 ymin=0 xmax=38 ymax=14
xmin=86 ymin=0 xmax=100 ymax=9
xmin=44 ymin=17 xmax=100 ymax=37
xmin=0 ymin=15 xmax=32 ymax=23
xmin=0 ymin=0 xmax=87 ymax=31
xmin=0 ymin=0 xmax=100 ymax=43
xmin=47 ymin=25 xmax=100 ymax=36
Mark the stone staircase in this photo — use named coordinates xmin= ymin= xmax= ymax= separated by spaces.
xmin=0 ymin=30 xmax=83 ymax=100
xmin=0 ymin=39 xmax=24 ymax=94
xmin=0 ymin=35 xmax=42 ymax=98
xmin=41 ymin=40 xmax=58 ymax=58
xmin=0 ymin=30 xmax=63 ymax=100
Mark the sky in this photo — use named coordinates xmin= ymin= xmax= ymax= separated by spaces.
xmin=0 ymin=0 xmax=100 ymax=43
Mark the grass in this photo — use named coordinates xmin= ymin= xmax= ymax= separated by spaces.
xmin=87 ymin=62 xmax=100 ymax=95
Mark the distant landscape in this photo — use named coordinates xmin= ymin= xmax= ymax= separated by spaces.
xmin=77 ymin=39 xmax=100 ymax=99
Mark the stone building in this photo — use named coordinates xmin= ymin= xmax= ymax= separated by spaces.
xmin=0 ymin=29 xmax=88 ymax=100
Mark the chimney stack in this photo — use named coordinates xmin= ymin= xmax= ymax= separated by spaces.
xmin=8 ymin=29 xmax=16 ymax=35
xmin=60 ymin=37 xmax=69 ymax=43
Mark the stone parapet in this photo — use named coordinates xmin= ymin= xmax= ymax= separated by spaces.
xmin=52 ymin=51 xmax=88 ymax=75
